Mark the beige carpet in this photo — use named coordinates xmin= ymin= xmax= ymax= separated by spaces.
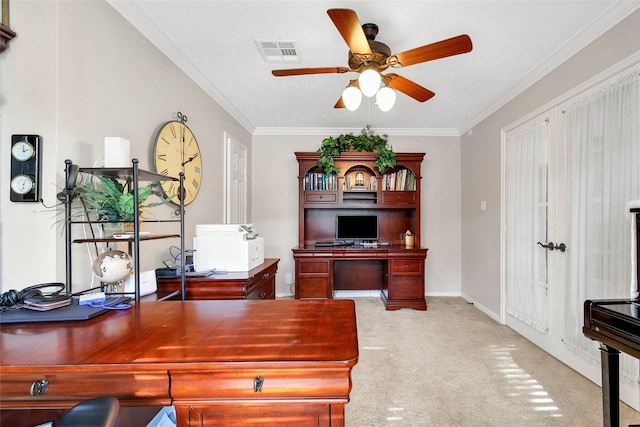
xmin=345 ymin=297 xmax=639 ymax=426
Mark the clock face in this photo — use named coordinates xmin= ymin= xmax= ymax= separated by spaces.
xmin=154 ymin=120 xmax=202 ymax=205
xmin=10 ymin=174 xmax=35 ymax=195
xmin=11 ymin=141 xmax=35 ymax=161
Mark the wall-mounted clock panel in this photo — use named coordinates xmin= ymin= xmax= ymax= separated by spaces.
xmin=10 ymin=134 xmax=41 ymax=202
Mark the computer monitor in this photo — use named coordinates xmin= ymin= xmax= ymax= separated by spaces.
xmin=335 ymin=215 xmax=378 ymax=241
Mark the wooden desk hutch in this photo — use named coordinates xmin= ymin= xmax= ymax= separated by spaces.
xmin=293 ymin=151 xmax=428 ymax=310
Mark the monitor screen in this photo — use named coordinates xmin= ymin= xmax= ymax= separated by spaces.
xmin=336 ymin=215 xmax=378 ymax=240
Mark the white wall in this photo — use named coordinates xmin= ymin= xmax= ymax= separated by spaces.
xmin=252 ymin=134 xmax=462 ymax=297
xmin=460 ymin=10 xmax=640 ymax=317
xmin=0 ymin=1 xmax=250 ymax=293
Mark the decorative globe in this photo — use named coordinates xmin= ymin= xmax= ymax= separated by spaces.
xmin=92 ymin=250 xmax=133 ymax=284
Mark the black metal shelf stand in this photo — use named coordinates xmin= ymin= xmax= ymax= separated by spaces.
xmin=64 ymin=158 xmax=185 ymax=301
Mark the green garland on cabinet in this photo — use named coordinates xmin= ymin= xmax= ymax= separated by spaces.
xmin=316 ymin=133 xmax=396 ymax=175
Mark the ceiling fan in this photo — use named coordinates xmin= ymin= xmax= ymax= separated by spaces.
xmin=271 ymin=9 xmax=473 ymax=109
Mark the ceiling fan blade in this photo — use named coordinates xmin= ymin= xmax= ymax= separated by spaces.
xmin=327 ymin=9 xmax=372 ymax=57
xmin=272 ymin=67 xmax=351 ymax=77
xmin=386 ymin=74 xmax=435 ymax=102
xmin=389 ymin=34 xmax=472 ymax=68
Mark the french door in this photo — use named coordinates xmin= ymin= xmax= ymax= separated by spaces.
xmin=503 ymin=111 xmax=565 ymax=356
xmin=502 ymin=66 xmax=639 ymax=410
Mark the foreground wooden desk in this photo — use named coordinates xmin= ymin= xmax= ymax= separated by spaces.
xmin=0 ymin=299 xmax=359 ymax=426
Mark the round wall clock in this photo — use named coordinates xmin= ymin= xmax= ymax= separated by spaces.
xmin=153 ymin=113 xmax=202 ymax=205
xmin=11 ymin=140 xmax=35 ymax=161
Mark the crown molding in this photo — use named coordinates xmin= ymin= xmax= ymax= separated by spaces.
xmin=458 ymin=1 xmax=640 ymax=135
xmin=252 ymin=127 xmax=461 ymax=137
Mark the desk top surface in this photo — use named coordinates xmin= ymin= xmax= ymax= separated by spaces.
xmin=293 ymin=244 xmax=428 ymax=253
xmin=0 ymin=299 xmax=358 ymax=370
xmin=157 ymin=258 xmax=279 ymax=282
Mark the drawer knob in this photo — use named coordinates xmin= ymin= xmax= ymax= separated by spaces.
xmin=253 ymin=376 xmax=264 ymax=392
xmin=263 ymin=273 xmax=270 ymax=279
xmin=259 ymin=292 xmax=267 ymax=299
xmin=30 ymin=379 xmax=49 ymax=396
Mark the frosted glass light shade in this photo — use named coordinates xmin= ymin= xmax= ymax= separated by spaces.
xmin=358 ymin=69 xmax=381 ymax=97
xmin=376 ymin=86 xmax=396 ymax=112
xmin=342 ymin=86 xmax=362 ymax=111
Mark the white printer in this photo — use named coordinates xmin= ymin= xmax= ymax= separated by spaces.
xmin=193 ymin=224 xmax=264 ymax=272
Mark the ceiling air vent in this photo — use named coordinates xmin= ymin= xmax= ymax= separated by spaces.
xmin=255 ymin=40 xmax=299 ymax=62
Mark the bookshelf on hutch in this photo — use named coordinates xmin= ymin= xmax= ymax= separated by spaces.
xmin=293 ymin=151 xmax=428 ymax=310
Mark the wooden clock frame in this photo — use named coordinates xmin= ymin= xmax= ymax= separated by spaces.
xmin=0 ymin=0 xmax=16 ymax=52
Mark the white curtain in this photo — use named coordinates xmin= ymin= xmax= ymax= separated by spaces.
xmin=563 ymin=71 xmax=640 ymax=382
xmin=505 ymin=120 xmax=550 ymax=333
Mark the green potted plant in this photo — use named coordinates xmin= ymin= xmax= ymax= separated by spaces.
xmin=316 ymin=133 xmax=396 ymax=175
xmin=76 ymin=176 xmax=175 ymax=236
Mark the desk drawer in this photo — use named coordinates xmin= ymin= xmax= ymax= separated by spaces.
xmin=389 ymin=276 xmax=424 ymax=299
xmin=298 ymin=277 xmax=330 ymax=299
xmin=170 ymin=368 xmax=350 ymax=400
xmin=390 ymin=259 xmax=423 ymax=274
xmin=247 ymin=277 xmax=275 ymax=300
xmin=381 ymin=191 xmax=416 ymax=204
xmin=298 ymin=260 xmax=330 ymax=274
xmin=246 ymin=265 xmax=276 ymax=298
xmin=181 ymin=403 xmax=331 ymax=427
xmin=0 ymin=371 xmax=169 ymax=403
xmin=304 ymin=192 xmax=337 ymax=204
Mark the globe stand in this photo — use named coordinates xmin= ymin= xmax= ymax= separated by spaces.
xmin=103 ymin=280 xmax=126 ymax=295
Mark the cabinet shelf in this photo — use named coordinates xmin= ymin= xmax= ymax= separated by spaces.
xmin=78 ymin=167 xmax=178 ymax=182
xmin=73 ymin=234 xmax=180 ymax=244
xmin=343 ymin=191 xmax=378 ymax=204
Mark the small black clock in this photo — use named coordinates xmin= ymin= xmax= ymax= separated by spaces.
xmin=10 ymin=134 xmax=41 ymax=202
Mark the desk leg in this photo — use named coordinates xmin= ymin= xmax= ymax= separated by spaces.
xmin=599 ymin=343 xmax=620 ymax=427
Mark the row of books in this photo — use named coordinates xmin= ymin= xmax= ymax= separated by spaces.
xmin=305 ymin=169 xmax=416 ymax=192
xmin=382 ymin=169 xmax=416 ymax=191
xmin=304 ymin=172 xmax=338 ymax=191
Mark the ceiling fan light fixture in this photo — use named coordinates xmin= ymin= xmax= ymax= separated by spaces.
xmin=358 ymin=69 xmax=381 ymax=97
xmin=342 ymin=85 xmax=362 ymax=111
xmin=376 ymin=86 xmax=396 ymax=112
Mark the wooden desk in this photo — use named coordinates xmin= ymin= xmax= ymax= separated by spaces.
xmin=157 ymin=258 xmax=279 ymax=300
xmin=293 ymin=245 xmax=428 ymax=310
xmin=0 ymin=299 xmax=358 ymax=427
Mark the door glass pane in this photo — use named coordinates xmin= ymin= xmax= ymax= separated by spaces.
xmin=504 ymin=121 xmax=550 ymax=333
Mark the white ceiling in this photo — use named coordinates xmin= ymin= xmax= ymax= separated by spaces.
xmin=108 ymin=1 xmax=639 ymax=136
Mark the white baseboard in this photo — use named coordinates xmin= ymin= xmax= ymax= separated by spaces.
xmin=425 ymin=291 xmax=462 ymax=297
xmin=461 ymin=292 xmax=501 ymax=323
xmin=334 ymin=290 xmax=381 ymax=298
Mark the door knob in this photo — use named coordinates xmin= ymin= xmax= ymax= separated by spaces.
xmin=554 ymin=243 xmax=567 ymax=252
xmin=537 ymin=241 xmax=555 ymax=250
